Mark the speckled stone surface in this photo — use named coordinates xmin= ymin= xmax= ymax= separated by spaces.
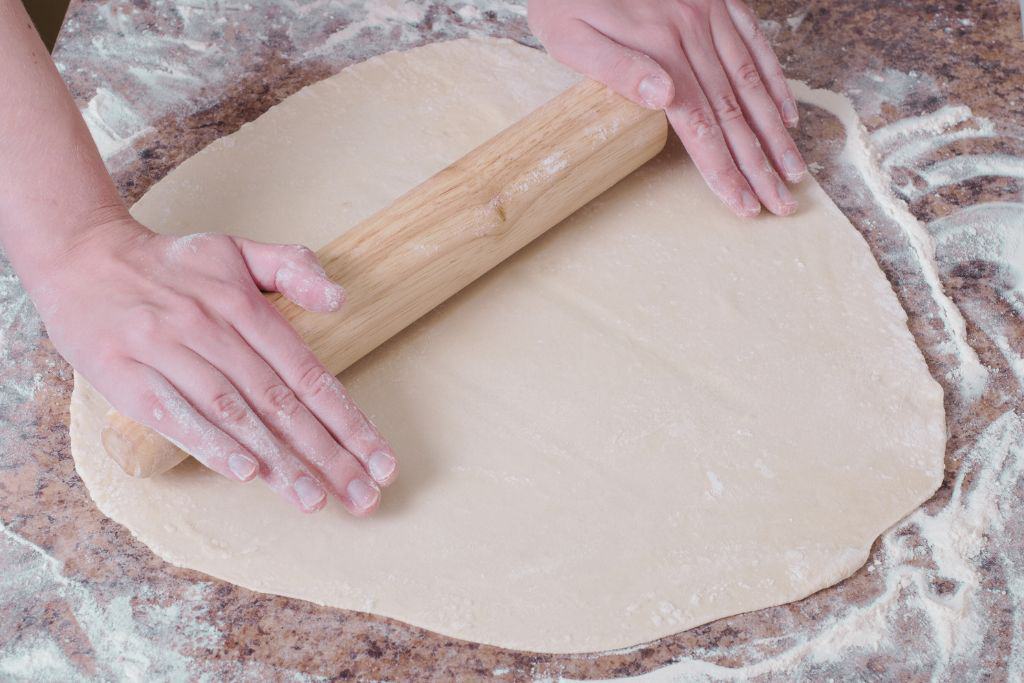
xmin=2 ymin=0 xmax=1023 ymax=679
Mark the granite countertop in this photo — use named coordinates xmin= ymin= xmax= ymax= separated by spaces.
xmin=1 ymin=0 xmax=1023 ymax=679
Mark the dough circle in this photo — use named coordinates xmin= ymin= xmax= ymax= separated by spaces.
xmin=71 ymin=38 xmax=945 ymax=653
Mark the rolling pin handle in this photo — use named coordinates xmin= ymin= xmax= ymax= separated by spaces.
xmin=101 ymin=409 xmax=188 ymax=478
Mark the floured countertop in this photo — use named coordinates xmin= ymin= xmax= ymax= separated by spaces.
xmin=1 ymin=0 xmax=1023 ymax=679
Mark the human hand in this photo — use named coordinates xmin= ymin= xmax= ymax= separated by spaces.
xmin=528 ymin=0 xmax=807 ymax=217
xmin=36 ymin=216 xmax=397 ymax=515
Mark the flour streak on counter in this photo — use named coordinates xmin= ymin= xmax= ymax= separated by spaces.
xmin=0 ymin=256 xmax=44 ymax=420
xmin=0 ymin=516 xmax=329 ymax=679
xmin=1 ymin=521 xmax=245 ymax=680
xmin=61 ymin=0 xmax=534 ymax=169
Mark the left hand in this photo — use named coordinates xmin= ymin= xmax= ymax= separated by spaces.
xmin=528 ymin=0 xmax=807 ymax=218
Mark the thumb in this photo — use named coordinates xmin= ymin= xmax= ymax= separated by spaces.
xmin=544 ymin=19 xmax=674 ymax=110
xmin=232 ymin=237 xmax=346 ymax=313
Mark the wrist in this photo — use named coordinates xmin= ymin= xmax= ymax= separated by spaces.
xmin=12 ymin=206 xmax=151 ymax=299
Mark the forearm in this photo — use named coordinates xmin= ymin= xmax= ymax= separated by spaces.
xmin=0 ymin=0 xmax=129 ymax=289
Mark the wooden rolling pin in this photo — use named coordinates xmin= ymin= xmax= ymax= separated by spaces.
xmin=101 ymin=79 xmax=669 ymax=478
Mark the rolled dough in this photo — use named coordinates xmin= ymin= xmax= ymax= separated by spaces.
xmin=70 ymin=38 xmax=945 ymax=653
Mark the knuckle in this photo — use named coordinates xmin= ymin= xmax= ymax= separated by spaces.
xmin=295 ymin=362 xmax=334 ymax=398
xmin=129 ymin=306 xmax=162 ymax=344
xmin=674 ymin=2 xmax=706 ymax=25
xmin=200 ymin=232 xmax=234 ymax=255
xmin=227 ymin=288 xmax=261 ymax=317
xmin=263 ymin=383 xmax=300 ymax=417
xmin=211 ymin=391 xmax=248 ymax=424
xmin=711 ymin=93 xmax=744 ymax=122
xmin=285 ymin=244 xmax=320 ymax=270
xmin=682 ymin=105 xmax=721 ymax=139
xmin=734 ymin=62 xmax=763 ymax=89
xmin=647 ymin=29 xmax=683 ymax=55
xmin=607 ymin=51 xmax=640 ymax=84
xmin=177 ymin=298 xmax=209 ymax=327
xmin=137 ymin=389 xmax=169 ymax=425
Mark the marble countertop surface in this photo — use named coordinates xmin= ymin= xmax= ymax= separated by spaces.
xmin=1 ymin=0 xmax=1023 ymax=679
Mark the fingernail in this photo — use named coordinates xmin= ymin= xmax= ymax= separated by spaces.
xmin=347 ymin=478 xmax=380 ymax=511
xmin=776 ymin=178 xmax=797 ymax=213
xmin=741 ymin=191 xmax=761 ymax=216
xmin=229 ymin=454 xmax=258 ymax=481
xmin=783 ymin=149 xmax=806 ymax=182
xmin=294 ymin=476 xmax=326 ymax=510
xmin=367 ymin=451 xmax=396 ymax=483
xmin=638 ymin=74 xmax=671 ymax=109
xmin=782 ymin=100 xmax=799 ymax=126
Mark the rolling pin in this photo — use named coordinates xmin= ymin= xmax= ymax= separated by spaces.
xmin=101 ymin=79 xmax=669 ymax=478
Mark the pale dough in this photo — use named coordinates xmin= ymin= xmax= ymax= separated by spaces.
xmin=70 ymin=38 xmax=946 ymax=653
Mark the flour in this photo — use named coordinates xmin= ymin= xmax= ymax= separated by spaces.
xmin=15 ymin=0 xmax=1021 ymax=676
xmin=0 ymin=520 xmax=214 ymax=680
xmin=61 ymin=0 xmax=535 ymax=170
xmin=844 ymin=69 xmax=940 ymax=120
xmin=910 ymin=155 xmax=1024 ymax=198
xmin=0 ymin=254 xmax=45 ymax=427
xmin=785 ymin=10 xmax=809 ymax=32
xmin=79 ymin=87 xmax=153 ymax=161
xmin=794 ymin=82 xmax=989 ymax=401
xmin=0 ymin=519 xmax=323 ymax=681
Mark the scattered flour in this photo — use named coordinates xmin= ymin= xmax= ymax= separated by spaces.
xmin=79 ymin=88 xmax=153 ymax=161
xmin=785 ymin=10 xmax=809 ymax=32
xmin=0 ymin=520 xmax=215 ymax=680
xmin=0 ymin=254 xmax=44 ymax=426
xmin=61 ymin=0 xmax=535 ymax=170
xmin=704 ymin=470 xmax=724 ymax=499
xmin=5 ymin=1 xmax=1020 ymax=678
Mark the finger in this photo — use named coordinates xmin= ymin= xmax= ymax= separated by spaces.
xmin=232 ymin=237 xmax=345 ymax=313
xmin=290 ymin=367 xmax=400 ymax=488
xmin=658 ymin=45 xmax=761 ymax=217
xmin=724 ymin=0 xmax=799 ymax=128
xmin=710 ymin=4 xmax=806 ymax=183
xmin=543 ymin=18 xmax=675 ymax=109
xmin=136 ymin=344 xmax=339 ymax=513
xmin=184 ymin=315 xmax=387 ymax=512
xmin=228 ymin=294 xmax=398 ymax=487
xmin=96 ymin=360 xmax=260 ymax=484
xmin=676 ymin=19 xmax=797 ymax=216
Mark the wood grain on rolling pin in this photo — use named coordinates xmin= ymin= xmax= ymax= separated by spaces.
xmin=101 ymin=79 xmax=669 ymax=477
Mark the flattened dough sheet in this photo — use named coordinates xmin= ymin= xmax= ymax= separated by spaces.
xmin=71 ymin=38 xmax=945 ymax=653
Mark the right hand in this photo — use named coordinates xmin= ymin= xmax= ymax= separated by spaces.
xmin=37 ymin=215 xmax=398 ymax=515
xmin=528 ymin=0 xmax=807 ymax=218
